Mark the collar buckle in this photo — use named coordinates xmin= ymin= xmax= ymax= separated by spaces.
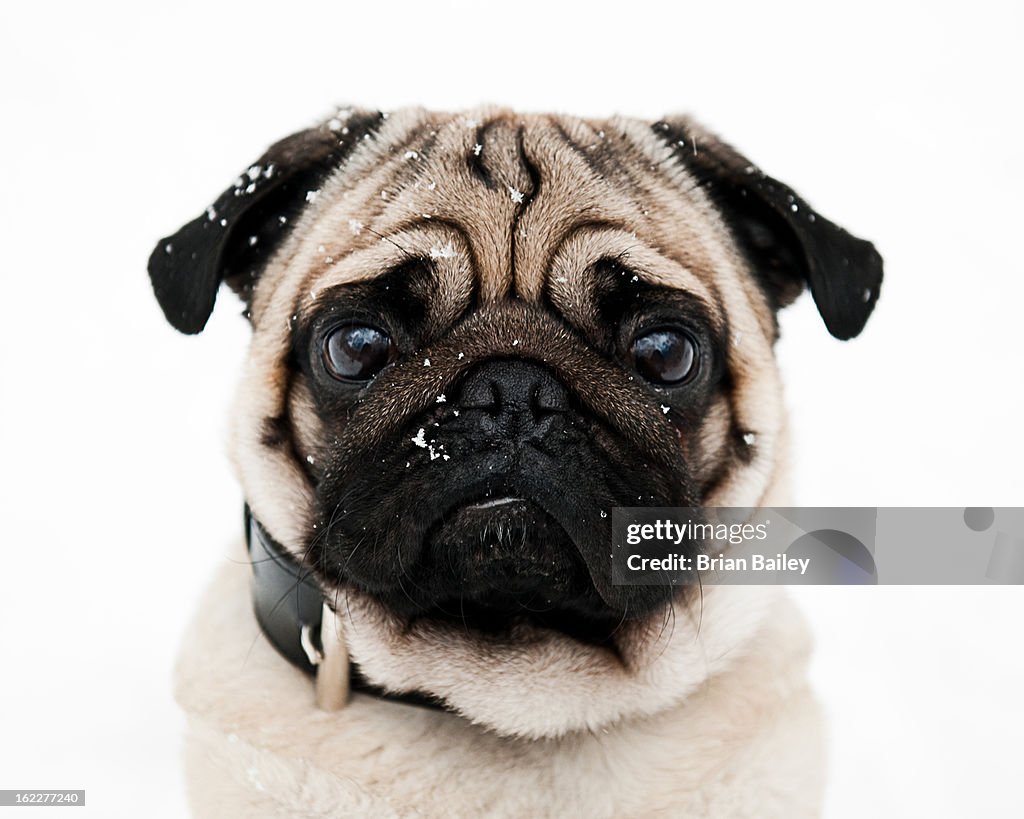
xmin=314 ymin=602 xmax=350 ymax=711
xmin=245 ymin=506 xmax=349 ymax=711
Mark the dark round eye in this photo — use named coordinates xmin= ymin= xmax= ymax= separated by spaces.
xmin=629 ymin=328 xmax=698 ymax=385
xmin=322 ymin=324 xmax=395 ymax=382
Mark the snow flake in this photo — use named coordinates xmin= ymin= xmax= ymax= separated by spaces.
xmin=404 ymin=150 xmax=419 ymax=160
xmin=348 ymin=219 xmax=363 ymax=235
xmin=661 ymin=405 xmax=671 ymax=415
xmin=473 ymin=143 xmax=483 ymax=156
xmin=423 ymin=358 xmax=431 ymax=366
xmin=327 ymin=109 xmax=352 ymax=130
xmin=306 ymin=454 xmax=315 ymax=465
xmin=508 ymin=186 xmax=525 ymax=204
xmin=742 ymin=432 xmax=757 ymax=446
xmin=429 ymin=241 xmax=458 ymax=259
xmin=411 ymin=429 xmax=428 ymax=448
xmin=436 ymin=394 xmax=447 ymax=403
xmin=305 ymin=190 xmax=319 ymax=203
xmin=247 ymin=767 xmax=266 ymax=792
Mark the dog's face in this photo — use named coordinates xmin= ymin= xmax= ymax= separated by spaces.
xmin=151 ymin=107 xmax=881 ymax=736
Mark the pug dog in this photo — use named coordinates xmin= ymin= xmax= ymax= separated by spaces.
xmin=153 ymin=106 xmax=881 ymax=818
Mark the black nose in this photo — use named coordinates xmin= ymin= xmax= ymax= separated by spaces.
xmin=456 ymin=360 xmax=570 ymax=442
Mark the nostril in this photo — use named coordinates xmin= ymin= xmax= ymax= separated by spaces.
xmin=530 ymin=386 xmax=550 ymax=418
xmin=531 ymin=382 xmax=568 ymax=417
xmin=459 ymin=378 xmax=503 ymax=414
xmin=486 ymin=381 xmax=502 ymax=416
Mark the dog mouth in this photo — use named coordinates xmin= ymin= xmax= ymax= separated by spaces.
xmin=316 ymin=447 xmax=689 ymax=648
xmin=374 ymin=494 xmax=627 ymax=646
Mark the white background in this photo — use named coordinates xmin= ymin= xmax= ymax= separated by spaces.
xmin=1 ymin=1 xmax=1022 ymax=816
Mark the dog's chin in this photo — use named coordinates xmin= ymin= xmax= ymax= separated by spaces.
xmin=315 ymin=462 xmax=775 ymax=740
xmin=336 ymin=570 xmax=782 ymax=739
xmin=362 ymin=497 xmax=629 ymax=647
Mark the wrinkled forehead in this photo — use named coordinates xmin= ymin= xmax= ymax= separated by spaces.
xmin=252 ymin=108 xmax=746 ymax=334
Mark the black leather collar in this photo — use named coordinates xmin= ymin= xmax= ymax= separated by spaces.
xmin=245 ymin=506 xmax=444 ymax=711
xmin=245 ymin=505 xmax=324 ymax=673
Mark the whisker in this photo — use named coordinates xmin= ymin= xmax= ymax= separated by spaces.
xmin=364 ymin=225 xmax=416 ymax=260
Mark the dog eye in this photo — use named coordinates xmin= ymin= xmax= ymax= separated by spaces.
xmin=629 ymin=328 xmax=698 ymax=385
xmin=322 ymin=325 xmax=395 ymax=382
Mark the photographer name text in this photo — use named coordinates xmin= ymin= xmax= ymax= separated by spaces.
xmin=625 ymin=552 xmax=811 ymax=575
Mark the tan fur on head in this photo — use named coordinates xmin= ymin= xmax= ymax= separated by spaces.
xmin=232 ymin=107 xmax=786 ymax=532
xmin=149 ymin=105 xmax=880 ymax=742
xmin=222 ymin=107 xmax=790 ymax=738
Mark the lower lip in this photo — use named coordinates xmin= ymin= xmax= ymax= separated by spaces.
xmin=465 ymin=496 xmax=526 ymax=510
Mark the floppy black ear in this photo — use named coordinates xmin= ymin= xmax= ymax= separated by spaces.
xmin=148 ymin=110 xmax=385 ymax=334
xmin=654 ymin=117 xmax=883 ymax=340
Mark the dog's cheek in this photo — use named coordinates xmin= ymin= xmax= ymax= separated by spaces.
xmin=287 ymin=377 xmax=330 ymax=474
xmin=706 ymin=340 xmax=788 ymax=507
xmin=228 ymin=345 xmax=320 ymax=551
xmin=683 ymin=398 xmax=731 ymax=492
